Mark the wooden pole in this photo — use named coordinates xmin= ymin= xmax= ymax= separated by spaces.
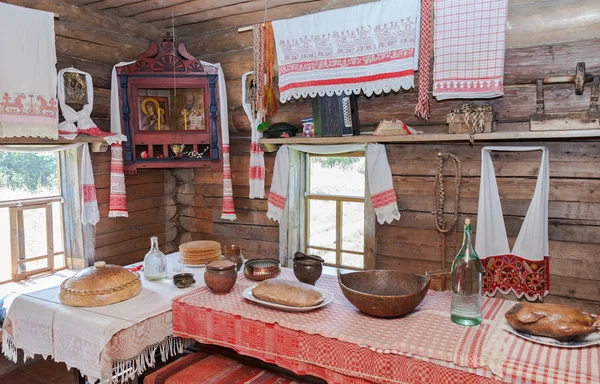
xmin=440 ymin=224 xmax=447 ymax=291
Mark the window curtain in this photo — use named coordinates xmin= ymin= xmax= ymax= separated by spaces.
xmin=268 ymin=144 xmax=400 ymax=265
xmin=0 ymin=143 xmax=99 ymax=226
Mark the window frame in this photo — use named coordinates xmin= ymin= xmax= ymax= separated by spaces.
xmin=303 ymin=152 xmax=373 ymax=270
xmin=0 ymin=146 xmax=90 ymax=284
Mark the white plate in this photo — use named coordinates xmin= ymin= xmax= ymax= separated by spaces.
xmin=505 ymin=325 xmax=600 ymax=348
xmin=242 ymin=285 xmax=334 ymax=312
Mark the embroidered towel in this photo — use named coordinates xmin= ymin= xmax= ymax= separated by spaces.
xmin=272 ymin=0 xmax=420 ymax=102
xmin=200 ymin=61 xmax=236 ymax=221
xmin=243 ymin=72 xmax=266 ymax=199
xmin=267 ymin=144 xmax=400 ymax=225
xmin=433 ymin=0 xmax=508 ymax=100
xmin=0 ymin=3 xmax=58 ymax=139
xmin=475 ymin=147 xmax=550 ymax=301
xmin=60 ymin=67 xmax=128 ymax=218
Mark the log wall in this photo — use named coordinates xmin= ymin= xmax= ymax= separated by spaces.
xmin=178 ymin=0 xmax=600 ymax=312
xmin=2 ymin=0 xmax=176 ymax=265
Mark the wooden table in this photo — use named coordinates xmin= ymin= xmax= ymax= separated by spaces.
xmin=172 ymin=269 xmax=600 ymax=384
xmin=1 ymin=254 xmax=196 ymax=384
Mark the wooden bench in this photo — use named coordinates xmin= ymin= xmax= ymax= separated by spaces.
xmin=143 ymin=344 xmax=325 ymax=384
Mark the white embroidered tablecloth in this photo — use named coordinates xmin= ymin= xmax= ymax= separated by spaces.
xmin=1 ymin=253 xmax=198 ymax=384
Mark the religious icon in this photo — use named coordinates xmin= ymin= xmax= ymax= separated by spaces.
xmin=63 ymin=72 xmax=88 ymax=105
xmin=177 ymin=90 xmax=205 ymax=130
xmin=139 ymin=96 xmax=170 ymax=131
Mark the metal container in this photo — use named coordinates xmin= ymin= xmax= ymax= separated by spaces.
xmin=243 ymin=259 xmax=281 ymax=281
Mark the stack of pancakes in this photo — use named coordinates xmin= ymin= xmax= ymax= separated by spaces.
xmin=179 ymin=240 xmax=222 ymax=266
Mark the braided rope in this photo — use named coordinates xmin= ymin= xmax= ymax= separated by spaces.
xmin=448 ymin=103 xmax=492 ymax=144
xmin=415 ymin=0 xmax=432 ymax=119
xmin=432 ymin=152 xmax=461 ymax=234
xmin=252 ymin=24 xmax=263 ymax=120
xmin=60 ymin=274 xmax=141 ymax=296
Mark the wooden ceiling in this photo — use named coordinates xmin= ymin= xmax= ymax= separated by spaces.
xmin=63 ymin=0 xmax=376 ymax=36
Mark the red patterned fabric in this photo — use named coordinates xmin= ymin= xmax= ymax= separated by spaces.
xmin=370 ymin=189 xmax=397 ymax=209
xmin=481 ymin=254 xmax=550 ymax=299
xmin=415 ymin=0 xmax=432 ymax=119
xmin=173 ymin=270 xmax=599 ymax=384
xmin=108 ymin=143 xmax=128 ymax=217
xmin=173 ymin=270 xmax=505 ymax=383
xmin=267 ymin=192 xmax=286 ymax=210
xmin=143 ymin=352 xmax=302 ymax=384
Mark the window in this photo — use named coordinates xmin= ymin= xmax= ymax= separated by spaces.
xmin=0 ymin=150 xmax=66 ymax=283
xmin=305 ymin=154 xmax=366 ymax=269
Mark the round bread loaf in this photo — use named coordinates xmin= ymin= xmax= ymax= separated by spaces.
xmin=252 ymin=279 xmax=324 ymax=307
xmin=59 ymin=261 xmax=142 ymax=307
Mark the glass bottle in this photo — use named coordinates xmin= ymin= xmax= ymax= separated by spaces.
xmin=451 ymin=218 xmax=483 ymax=326
xmin=143 ymin=236 xmax=167 ymax=281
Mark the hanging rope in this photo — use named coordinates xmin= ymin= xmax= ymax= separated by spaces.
xmin=448 ymin=103 xmax=492 ymax=144
xmin=432 ymin=152 xmax=462 ymax=234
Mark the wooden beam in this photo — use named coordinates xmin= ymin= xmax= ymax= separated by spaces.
xmin=259 ymin=129 xmax=600 ymax=149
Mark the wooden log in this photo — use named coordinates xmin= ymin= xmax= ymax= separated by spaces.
xmin=56 ymin=56 xmax=112 ymax=89
xmin=212 ymin=223 xmax=279 ymax=242
xmin=107 ymin=0 xmax=192 ymax=18
xmin=133 ymin=0 xmax=249 ymax=23
xmin=95 ymin=225 xmax=177 ymax=260
xmin=4 ymin=0 xmax=162 ymax=41
xmin=95 ymin=204 xmax=177 ymax=234
xmin=98 ymin=196 xmax=176 ymax=218
xmin=153 ymin=0 xmax=314 ymax=28
xmin=96 ymin=220 xmax=177 ymax=248
xmin=180 ymin=216 xmax=213 ymax=233
xmin=175 ymin=0 xmax=375 ymax=36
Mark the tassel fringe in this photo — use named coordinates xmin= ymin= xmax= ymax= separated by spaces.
xmin=111 ymin=336 xmax=193 ymax=384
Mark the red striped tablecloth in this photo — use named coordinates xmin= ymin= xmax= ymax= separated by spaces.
xmin=172 ymin=270 xmax=599 ymax=384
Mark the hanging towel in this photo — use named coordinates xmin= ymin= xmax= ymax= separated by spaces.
xmin=475 ymin=146 xmax=550 ymax=301
xmin=110 ymin=61 xmax=137 ymax=136
xmin=81 ymin=143 xmax=100 ymax=226
xmin=272 ymin=0 xmax=420 ymax=102
xmin=200 ymin=61 xmax=236 ymax=221
xmin=57 ymin=68 xmax=97 ymax=135
xmin=60 ymin=67 xmax=128 ymax=218
xmin=0 ymin=3 xmax=58 ymax=139
xmin=267 ymin=144 xmax=400 ymax=225
xmin=432 ymin=0 xmax=508 ymax=100
xmin=243 ymin=71 xmax=266 ymax=199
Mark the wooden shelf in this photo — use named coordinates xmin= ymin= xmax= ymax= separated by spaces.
xmin=0 ymin=135 xmax=109 ymax=152
xmin=259 ymin=129 xmax=600 ymax=151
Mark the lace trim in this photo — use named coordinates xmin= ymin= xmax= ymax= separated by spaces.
xmin=280 ymin=76 xmax=414 ymax=102
xmin=374 ymin=204 xmax=401 ymax=225
xmin=0 ymin=123 xmax=58 ymax=140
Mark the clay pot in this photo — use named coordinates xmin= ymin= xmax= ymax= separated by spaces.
xmin=293 ymin=251 xmax=324 ymax=285
xmin=204 ymin=260 xmax=237 ymax=294
xmin=223 ymin=245 xmax=244 ymax=271
xmin=172 ymin=273 xmax=195 ymax=289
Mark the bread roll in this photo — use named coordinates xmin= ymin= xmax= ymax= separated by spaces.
xmin=252 ymin=279 xmax=324 ymax=307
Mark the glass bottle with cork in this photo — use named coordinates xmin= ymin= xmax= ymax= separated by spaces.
xmin=143 ymin=236 xmax=167 ymax=281
xmin=451 ymin=218 xmax=483 ymax=326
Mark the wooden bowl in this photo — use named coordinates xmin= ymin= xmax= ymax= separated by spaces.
xmin=337 ymin=270 xmax=430 ymax=318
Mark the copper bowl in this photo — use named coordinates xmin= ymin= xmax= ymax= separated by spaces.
xmin=243 ymin=259 xmax=281 ymax=281
xmin=337 ymin=270 xmax=430 ymax=318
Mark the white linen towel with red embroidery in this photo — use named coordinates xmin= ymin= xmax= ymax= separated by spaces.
xmin=0 ymin=3 xmax=58 ymax=139
xmin=0 ymin=144 xmax=99 ymax=225
xmin=242 ymin=71 xmax=266 ymax=199
xmin=475 ymin=147 xmax=550 ymax=301
xmin=433 ymin=0 xmax=508 ymax=100
xmin=267 ymin=144 xmax=400 ymax=224
xmin=272 ymin=0 xmax=420 ymax=102
xmin=200 ymin=61 xmax=236 ymax=220
xmin=59 ymin=67 xmax=128 ymax=218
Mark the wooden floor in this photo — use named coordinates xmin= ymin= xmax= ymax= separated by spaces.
xmin=0 ymin=359 xmax=75 ymax=384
